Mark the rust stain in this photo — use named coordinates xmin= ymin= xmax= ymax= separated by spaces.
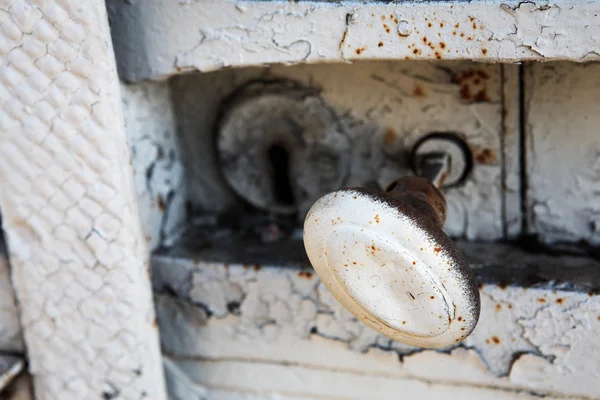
xmin=384 ymin=127 xmax=397 ymax=145
xmin=482 ymin=48 xmax=488 ymax=55
xmin=355 ymin=47 xmax=366 ymax=55
xmin=383 ymin=24 xmax=391 ymax=33
xmin=491 ymin=336 xmax=500 ymax=344
xmin=430 ymin=296 xmax=435 ymax=300
xmin=556 ymin=298 xmax=564 ymax=304
xmin=440 ymin=22 xmax=444 ymax=27
xmin=428 ymin=22 xmax=432 ymax=27
xmin=297 ymin=271 xmax=313 ymax=279
xmin=457 ymin=316 xmax=463 ymax=321
xmin=157 ymin=195 xmax=166 ymax=213
xmin=508 ymin=304 xmax=513 ymax=309
xmin=455 ymin=69 xmax=491 ymax=103
xmin=152 ymin=319 xmax=158 ymax=328
xmin=474 ymin=148 xmax=496 ymax=164
xmin=434 ymin=52 xmax=442 ymax=60
xmin=413 ymin=84 xmax=426 ymax=97
xmin=433 ymin=246 xmax=442 ymax=253
xmin=374 ymin=214 xmax=380 ymax=223
xmin=254 ymin=264 xmax=262 ymax=271
xmin=378 ymin=41 xmax=384 ymax=47
xmin=440 ymin=42 xmax=446 ymax=49
xmin=496 ymin=304 xmax=502 ymax=311
xmin=538 ymin=298 xmax=547 ymax=303
xmin=455 ymin=23 xmax=460 ymax=28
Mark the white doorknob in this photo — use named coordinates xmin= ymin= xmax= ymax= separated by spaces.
xmin=303 ymin=173 xmax=480 ymax=348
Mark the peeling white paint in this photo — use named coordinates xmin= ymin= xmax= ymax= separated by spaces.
xmin=0 ymin=1 xmax=166 ymax=398
xmin=153 ymin=258 xmax=600 ymax=399
xmin=107 ymin=0 xmax=600 ymax=82
xmin=526 ymin=62 xmax=600 ymax=245
xmin=120 ymin=81 xmax=186 ymax=251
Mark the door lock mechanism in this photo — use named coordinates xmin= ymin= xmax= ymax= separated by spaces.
xmin=303 ymin=135 xmax=479 ymax=348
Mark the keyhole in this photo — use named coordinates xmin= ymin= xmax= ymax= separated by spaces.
xmin=268 ymin=144 xmax=295 ymax=206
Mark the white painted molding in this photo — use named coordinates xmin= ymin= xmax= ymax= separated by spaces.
xmin=0 ymin=1 xmax=166 ymax=399
xmin=108 ymin=0 xmax=600 ymax=82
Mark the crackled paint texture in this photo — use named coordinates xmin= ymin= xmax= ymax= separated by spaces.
xmin=152 ymin=257 xmax=600 ymax=399
xmin=0 ymin=1 xmax=165 ymax=399
xmin=107 ymin=0 xmax=600 ymax=82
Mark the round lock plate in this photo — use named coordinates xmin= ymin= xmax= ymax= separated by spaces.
xmin=303 ymin=188 xmax=480 ymax=348
xmin=217 ymin=81 xmax=351 ymax=216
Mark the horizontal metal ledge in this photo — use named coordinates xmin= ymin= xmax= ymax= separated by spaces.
xmin=109 ymin=0 xmax=600 ymax=82
xmin=154 ymin=233 xmax=600 ymax=293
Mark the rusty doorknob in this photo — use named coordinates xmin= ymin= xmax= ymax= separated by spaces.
xmin=303 ymin=152 xmax=480 ymax=348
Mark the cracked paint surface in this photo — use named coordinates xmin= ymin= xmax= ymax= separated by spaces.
xmin=152 ymin=256 xmax=600 ymax=399
xmin=0 ymin=1 xmax=165 ymax=398
xmin=526 ymin=62 xmax=600 ymax=246
xmin=107 ymin=0 xmax=600 ymax=82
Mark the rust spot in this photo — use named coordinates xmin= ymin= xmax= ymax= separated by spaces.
xmin=455 ymin=23 xmax=460 ymax=28
xmin=473 ymin=22 xmax=477 ymax=29
xmin=378 ymin=41 xmax=384 ymax=47
xmin=402 ymin=321 xmax=407 ymax=325
xmin=457 ymin=316 xmax=463 ymax=322
xmin=353 ymin=262 xmax=357 ymax=265
xmin=355 ymin=47 xmax=365 ymax=55
xmin=413 ymin=84 xmax=425 ymax=97
xmin=470 ymin=17 xmax=475 ymax=21
xmin=413 ymin=48 xmax=421 ymax=55
xmin=460 ymin=84 xmax=471 ymax=100
xmin=412 ymin=261 xmax=416 ymax=265
xmin=298 ymin=271 xmax=313 ymax=279
xmin=254 ymin=264 xmax=262 ymax=271
xmin=496 ymin=304 xmax=502 ymax=311
xmin=478 ymin=283 xmax=484 ymax=290
xmin=390 ymin=14 xmax=394 ymax=19
xmin=461 ymin=327 xmax=465 ymax=331
xmin=422 ymin=36 xmax=428 ymax=43
xmin=467 ymin=37 xmax=473 ymax=41
xmin=157 ymin=195 xmax=166 ymax=213
xmin=428 ymin=22 xmax=432 ymax=27
xmin=243 ymin=264 xmax=250 ymax=269
xmin=508 ymin=304 xmax=513 ymax=309
xmin=381 ymin=15 xmax=386 ymax=20
xmin=433 ymin=246 xmax=442 ymax=253
xmin=353 ymin=196 xmax=358 ymax=199
xmin=430 ymin=296 xmax=435 ymax=299
xmin=440 ymin=42 xmax=446 ymax=49
xmin=334 ymin=193 xmax=338 ymax=198
xmin=452 ymin=31 xmax=457 ymax=36
xmin=482 ymin=48 xmax=488 ymax=55
xmin=491 ymin=336 xmax=500 ymax=344
xmin=383 ymin=24 xmax=390 ymax=33
xmin=384 ymin=128 xmax=396 ymax=144
xmin=434 ymin=52 xmax=442 ymax=60
xmin=460 ymin=32 xmax=465 ymax=37
xmin=538 ymin=298 xmax=547 ymax=303
xmin=485 ymin=339 xmax=490 ymax=344
xmin=498 ymin=282 xmax=507 ymax=290
xmin=152 ymin=319 xmax=158 ymax=328
xmin=440 ymin=22 xmax=444 ymax=27
xmin=556 ymin=298 xmax=564 ymax=304
xmin=597 ymin=315 xmax=600 ymax=321
xmin=374 ymin=214 xmax=380 ymax=223
xmin=474 ymin=148 xmax=496 ymax=164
